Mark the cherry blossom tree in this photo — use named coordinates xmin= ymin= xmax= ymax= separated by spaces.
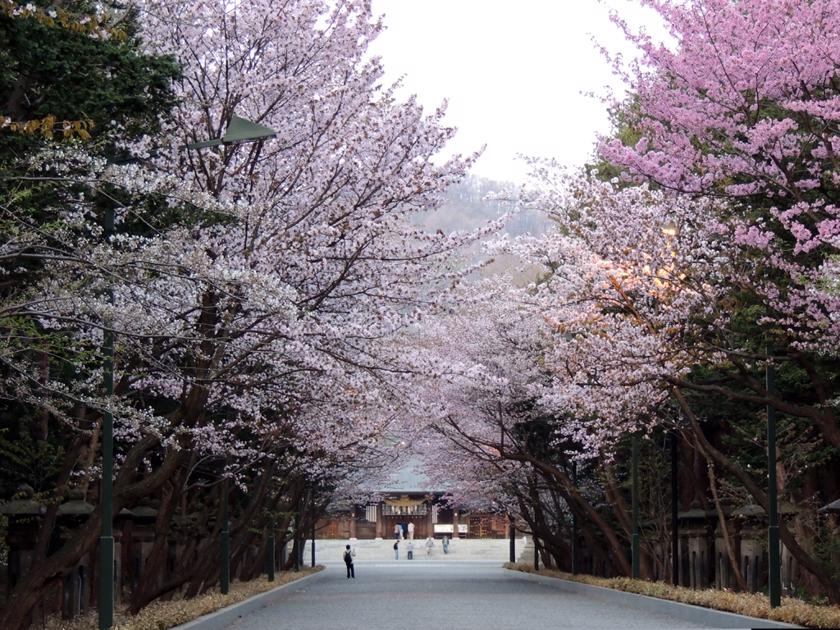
xmin=518 ymin=161 xmax=840 ymax=597
xmin=584 ymin=0 xmax=839 ymax=597
xmin=0 ymin=1 xmax=492 ymax=625
xmin=598 ymin=0 xmax=840 ymax=444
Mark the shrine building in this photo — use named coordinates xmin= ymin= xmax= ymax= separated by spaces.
xmin=317 ymin=461 xmax=507 ymax=539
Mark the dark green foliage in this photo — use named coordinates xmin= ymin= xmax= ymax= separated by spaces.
xmin=0 ymin=427 xmax=65 ymax=496
xmin=0 ymin=1 xmax=179 ymax=149
xmin=0 ymin=2 xmax=180 ymax=497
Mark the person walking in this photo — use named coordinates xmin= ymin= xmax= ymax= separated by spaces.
xmin=425 ymin=536 xmax=434 ymax=556
xmin=407 ymin=540 xmax=414 ymax=560
xmin=343 ymin=544 xmax=355 ymax=579
xmin=393 ymin=539 xmax=399 ymax=560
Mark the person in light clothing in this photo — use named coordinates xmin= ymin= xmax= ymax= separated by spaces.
xmin=425 ymin=536 xmax=434 ymax=556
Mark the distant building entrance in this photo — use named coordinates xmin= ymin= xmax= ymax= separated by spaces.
xmin=319 ymin=491 xmax=508 ymax=540
xmin=318 ymin=459 xmax=509 ymax=540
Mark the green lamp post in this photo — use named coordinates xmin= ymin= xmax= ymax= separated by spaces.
xmin=631 ymin=432 xmax=640 ymax=579
xmin=220 ymin=481 xmax=230 ymax=595
xmin=98 ymin=206 xmax=116 ymax=630
xmin=98 ymin=114 xmax=277 ymax=630
xmin=766 ymin=357 xmax=781 ymax=608
xmin=671 ymin=429 xmax=679 ymax=585
xmin=267 ymin=519 xmax=276 ymax=582
xmin=571 ymin=462 xmax=578 ymax=575
xmin=509 ymin=514 xmax=515 ymax=563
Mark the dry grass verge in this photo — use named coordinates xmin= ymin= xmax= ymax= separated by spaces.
xmin=505 ymin=562 xmax=839 ymax=628
xmin=45 ymin=567 xmax=324 ymax=630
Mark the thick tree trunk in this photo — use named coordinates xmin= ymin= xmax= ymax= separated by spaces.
xmin=128 ymin=477 xmax=181 ymax=612
xmin=673 ymin=387 xmax=840 ymax=603
xmin=522 ymin=455 xmax=632 ymax=576
xmin=0 ymin=439 xmax=183 ymax=630
xmin=603 ymin=465 xmax=633 ymax=539
xmin=699 ymin=438 xmax=748 ymax=591
xmin=229 ymin=465 xmax=273 ymax=576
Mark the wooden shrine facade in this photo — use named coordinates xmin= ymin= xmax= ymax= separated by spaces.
xmin=317 ymin=492 xmax=508 ymax=540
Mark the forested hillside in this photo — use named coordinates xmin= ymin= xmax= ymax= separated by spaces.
xmin=421 ymin=175 xmax=548 ymax=236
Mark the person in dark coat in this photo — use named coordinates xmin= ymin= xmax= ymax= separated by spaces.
xmin=343 ymin=544 xmax=355 ymax=578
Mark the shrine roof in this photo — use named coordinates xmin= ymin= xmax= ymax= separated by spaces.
xmin=377 ymin=457 xmax=442 ymax=494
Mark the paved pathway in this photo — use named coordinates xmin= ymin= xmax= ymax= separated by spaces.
xmin=303 ymin=537 xmax=523 ymax=564
xmin=228 ymin=563 xmax=714 ymax=630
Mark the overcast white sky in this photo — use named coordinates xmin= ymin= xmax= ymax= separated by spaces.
xmin=369 ymin=0 xmax=663 ymax=184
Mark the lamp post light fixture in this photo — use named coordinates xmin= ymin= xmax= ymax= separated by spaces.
xmin=267 ymin=519 xmax=276 ymax=582
xmin=631 ymin=432 xmax=640 ymax=579
xmin=571 ymin=461 xmax=578 ymax=575
xmin=819 ymin=498 xmax=840 ymax=515
xmin=220 ymin=481 xmax=231 ymax=594
xmin=766 ymin=355 xmax=781 ymax=608
xmin=661 ymin=222 xmax=679 ymax=238
xmin=185 ymin=115 xmax=278 ymax=149
xmin=670 ymin=429 xmax=679 ymax=586
xmin=293 ymin=506 xmax=301 ymax=573
xmin=97 ymin=114 xmax=278 ymax=630
xmin=97 ymin=206 xmax=116 ymax=630
xmin=311 ymin=520 xmax=316 ymax=568
xmin=509 ymin=514 xmax=516 ymax=563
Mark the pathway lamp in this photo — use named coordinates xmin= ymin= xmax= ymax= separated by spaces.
xmin=766 ymin=355 xmax=780 ymax=608
xmin=267 ymin=519 xmax=276 ymax=582
xmin=311 ymin=520 xmax=316 ymax=568
xmin=571 ymin=462 xmax=578 ymax=575
xmin=185 ymin=115 xmax=278 ymax=149
xmin=657 ymin=223 xmax=682 ymax=586
xmin=508 ymin=514 xmax=515 ymax=563
xmin=661 ymin=222 xmax=678 ymax=238
xmin=670 ymin=429 xmax=679 ymax=585
xmin=98 ymin=114 xmax=278 ymax=630
xmin=631 ymin=432 xmax=640 ymax=579
xmin=818 ymin=498 xmax=840 ymax=515
xmin=293 ymin=501 xmax=302 ymax=573
xmin=220 ymin=480 xmax=230 ymax=594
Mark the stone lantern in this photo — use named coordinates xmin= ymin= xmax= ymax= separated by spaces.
xmin=732 ymin=501 xmax=797 ymax=593
xmin=114 ymin=507 xmax=136 ymax=598
xmin=128 ymin=500 xmax=158 ymax=589
xmin=677 ymin=501 xmax=715 ymax=588
xmin=731 ymin=503 xmax=764 ymax=592
xmin=0 ymin=484 xmax=46 ymax=593
xmin=56 ymin=488 xmax=94 ymax=618
xmin=817 ymin=498 xmax=840 ymax=583
xmin=58 ymin=488 xmax=94 ymax=520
